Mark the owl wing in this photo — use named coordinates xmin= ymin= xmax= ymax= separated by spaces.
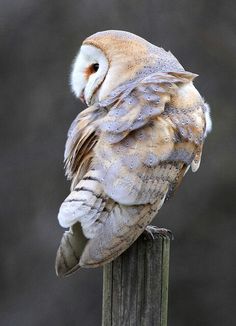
xmin=95 ymin=71 xmax=205 ymax=205
xmin=56 ymin=71 xmax=206 ymax=275
xmin=64 ymin=104 xmax=103 ymax=189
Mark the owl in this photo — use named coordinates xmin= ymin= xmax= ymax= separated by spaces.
xmin=55 ymin=30 xmax=212 ymax=277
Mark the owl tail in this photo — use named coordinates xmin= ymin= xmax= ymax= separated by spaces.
xmin=77 ymin=198 xmax=166 ymax=269
xmin=55 ymin=223 xmax=88 ymax=277
xmin=55 ymin=202 xmax=164 ymax=277
xmin=55 ymin=205 xmax=149 ymax=276
xmin=55 ymin=170 xmax=168 ymax=277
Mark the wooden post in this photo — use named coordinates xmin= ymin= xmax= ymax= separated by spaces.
xmin=102 ymin=227 xmax=171 ymax=326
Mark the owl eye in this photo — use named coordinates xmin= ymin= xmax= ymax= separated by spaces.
xmin=92 ymin=63 xmax=99 ymax=72
xmin=84 ymin=63 xmax=100 ymax=79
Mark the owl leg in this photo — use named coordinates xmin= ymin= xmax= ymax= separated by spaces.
xmin=143 ymin=225 xmax=173 ymax=240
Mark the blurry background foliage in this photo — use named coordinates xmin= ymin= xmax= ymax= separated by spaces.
xmin=1 ymin=0 xmax=236 ymax=325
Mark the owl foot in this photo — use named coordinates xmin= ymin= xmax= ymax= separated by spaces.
xmin=143 ymin=225 xmax=174 ymax=240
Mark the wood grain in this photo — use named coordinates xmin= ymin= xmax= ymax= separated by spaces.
xmin=102 ymin=228 xmax=171 ymax=326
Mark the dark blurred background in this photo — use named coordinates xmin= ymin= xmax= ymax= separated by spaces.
xmin=1 ymin=0 xmax=235 ymax=325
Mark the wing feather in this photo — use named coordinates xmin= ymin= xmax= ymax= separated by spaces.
xmin=94 ymin=71 xmax=205 ymax=205
xmin=64 ymin=105 xmax=103 ymax=189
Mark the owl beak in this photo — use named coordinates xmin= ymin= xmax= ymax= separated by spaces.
xmin=79 ymin=92 xmax=85 ymax=104
xmin=79 ymin=89 xmax=89 ymax=106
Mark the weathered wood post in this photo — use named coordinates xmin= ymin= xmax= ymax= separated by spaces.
xmin=102 ymin=228 xmax=171 ymax=326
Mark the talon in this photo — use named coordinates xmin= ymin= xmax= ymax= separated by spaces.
xmin=143 ymin=226 xmax=174 ymax=240
xmin=143 ymin=228 xmax=155 ymax=240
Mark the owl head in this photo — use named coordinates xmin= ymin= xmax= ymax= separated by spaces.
xmin=70 ymin=30 xmax=183 ymax=106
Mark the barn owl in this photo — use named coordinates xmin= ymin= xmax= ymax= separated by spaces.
xmin=55 ymin=30 xmax=212 ymax=277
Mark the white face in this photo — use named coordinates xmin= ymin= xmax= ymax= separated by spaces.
xmin=70 ymin=44 xmax=109 ymax=105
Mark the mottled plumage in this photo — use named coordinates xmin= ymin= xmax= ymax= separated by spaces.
xmin=55 ymin=30 xmax=212 ymax=277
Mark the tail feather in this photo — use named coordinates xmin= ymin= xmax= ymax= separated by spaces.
xmin=56 ymin=169 xmax=169 ymax=276
xmin=55 ymin=223 xmax=87 ymax=277
xmin=79 ymin=191 xmax=167 ymax=268
xmin=55 ymin=186 xmax=168 ymax=276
